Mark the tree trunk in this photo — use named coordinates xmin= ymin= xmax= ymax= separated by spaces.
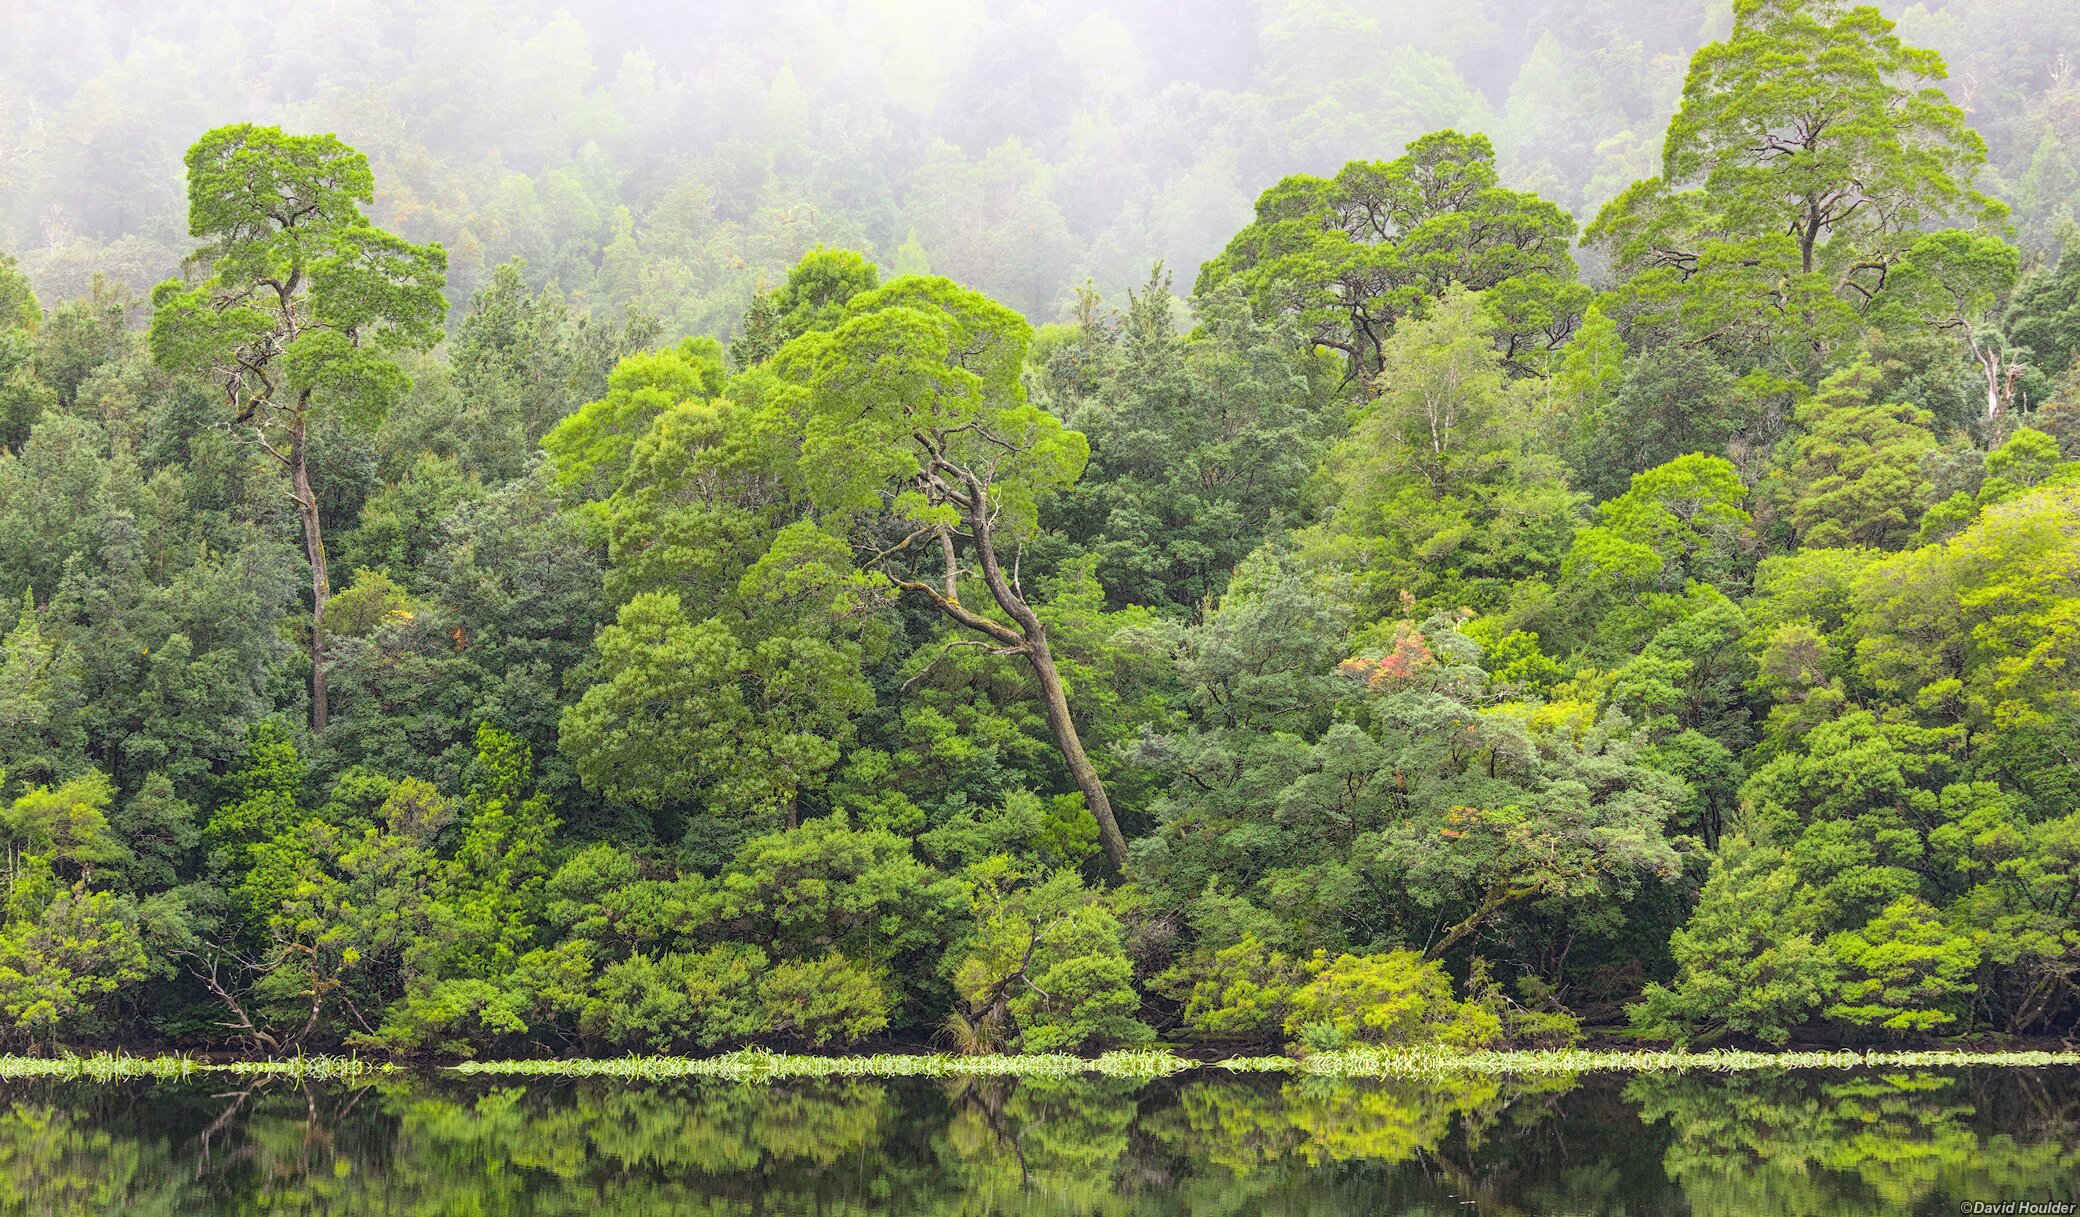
xmin=1969 ymin=334 xmax=2007 ymax=424
xmin=1021 ymin=628 xmax=1131 ymax=876
xmin=1426 ymin=881 xmax=1535 ymax=960
xmin=289 ymin=417 xmax=331 ymax=733
xmin=963 ymin=496 xmax=1130 ymax=877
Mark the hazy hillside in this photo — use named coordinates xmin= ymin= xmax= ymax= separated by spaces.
xmin=3 ymin=0 xmax=2072 ymax=330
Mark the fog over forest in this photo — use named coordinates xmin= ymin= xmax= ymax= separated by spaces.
xmin=3 ymin=0 xmax=2074 ymax=330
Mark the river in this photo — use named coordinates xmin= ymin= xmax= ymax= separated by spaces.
xmin=3 ymin=1064 xmax=2075 ymax=1214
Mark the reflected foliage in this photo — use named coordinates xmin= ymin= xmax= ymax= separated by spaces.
xmin=0 ymin=1067 xmax=2070 ymax=1215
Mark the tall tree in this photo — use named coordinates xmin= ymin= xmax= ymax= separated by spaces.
xmin=1878 ymin=230 xmax=2025 ymax=424
xmin=1196 ymin=131 xmax=1584 ymax=385
xmin=148 ymin=126 xmax=447 ymax=732
xmin=792 ymin=275 xmax=1131 ymax=874
xmin=1588 ymin=0 xmax=2003 ymax=374
xmin=1670 ymin=0 xmax=1992 ymax=281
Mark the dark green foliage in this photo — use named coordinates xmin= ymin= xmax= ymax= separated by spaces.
xmin=2008 ymin=240 xmax=2080 ymax=386
xmin=1036 ymin=272 xmax=1336 ymax=614
xmin=393 ymin=261 xmax=657 ymax=486
xmin=1569 ymin=345 xmax=1759 ymax=502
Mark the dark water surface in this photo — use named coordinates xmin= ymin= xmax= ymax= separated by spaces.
xmin=6 ymin=1066 xmax=2076 ymax=1214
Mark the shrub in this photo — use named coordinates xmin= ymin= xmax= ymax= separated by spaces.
xmin=1177 ymin=935 xmax=1309 ymax=1042
xmin=758 ymin=952 xmax=893 ymax=1046
xmin=581 ymin=945 xmax=767 ymax=1050
xmin=1823 ymin=897 xmax=1979 ymax=1033
xmin=1282 ymin=950 xmax=1502 ymax=1052
xmin=948 ymin=871 xmax=1154 ymax=1053
xmin=1466 ymin=960 xmax=1583 ymax=1049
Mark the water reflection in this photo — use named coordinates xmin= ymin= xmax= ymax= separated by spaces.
xmin=0 ymin=1065 xmax=2070 ymax=1214
xmin=1631 ymin=1069 xmax=2080 ymax=1217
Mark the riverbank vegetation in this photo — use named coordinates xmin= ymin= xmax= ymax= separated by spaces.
xmin=2 ymin=0 xmax=2079 ymax=1060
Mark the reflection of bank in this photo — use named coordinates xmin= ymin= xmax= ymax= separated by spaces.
xmin=1632 ymin=1069 xmax=2080 ymax=1217
xmin=0 ymin=1066 xmax=2073 ymax=1215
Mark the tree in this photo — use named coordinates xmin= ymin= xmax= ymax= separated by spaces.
xmin=1307 ymin=289 xmax=1582 ymax=618
xmin=947 ymin=869 xmax=1151 ymax=1052
xmin=1588 ymin=0 xmax=2002 ymax=374
xmin=0 ymin=256 xmax=46 ymax=451
xmin=1568 ymin=344 xmax=1758 ymax=501
xmin=1561 ymin=455 xmax=1750 ymax=610
xmin=715 ymin=815 xmax=955 ymax=965
xmin=541 ymin=337 xmax=727 ymax=504
xmin=1197 ymin=131 xmax=1585 ymax=384
xmin=427 ymin=260 xmax=657 ymax=484
xmin=2 ymin=772 xmax=128 ymax=889
xmin=113 ymin=774 xmax=198 ymax=892
xmin=0 ymin=772 xmax=147 ymax=1046
xmin=1282 ymin=949 xmax=1501 ymax=1051
xmin=450 ymin=723 xmax=559 ymax=973
xmin=1823 ymin=895 xmax=1979 ymax=1032
xmin=148 ymin=125 xmax=448 ymax=732
xmin=728 ymin=246 xmax=881 ymax=370
xmin=335 ymin=454 xmax=481 ymax=589
xmin=1777 ymin=361 xmax=1940 ymax=548
xmin=790 ymin=274 xmax=1131 ymax=874
xmin=1878 ymin=230 xmax=2025 ymax=424
xmin=0 ymin=590 xmax=84 ymax=792
xmin=1629 ymin=836 xmax=1838 ymax=1045
xmin=203 ymin=721 xmax=306 ymax=881
xmin=0 ymin=878 xmax=149 ymax=1046
xmin=558 ymin=591 xmax=868 ymax=824
xmin=1036 ymin=272 xmax=1335 ymax=614
xmin=2006 ymin=237 xmax=2080 ymax=386
xmin=1141 ymin=572 xmax=1684 ymax=1001
xmin=0 ymin=256 xmax=37 ymax=334
xmin=1670 ymin=0 xmax=1994 ymax=282
xmin=1853 ymin=482 xmax=2080 ymax=737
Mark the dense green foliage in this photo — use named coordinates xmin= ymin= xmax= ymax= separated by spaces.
xmin=1 ymin=0 xmax=2077 ymax=1057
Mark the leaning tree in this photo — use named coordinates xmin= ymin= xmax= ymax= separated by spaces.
xmin=788 ymin=275 xmax=1132 ymax=874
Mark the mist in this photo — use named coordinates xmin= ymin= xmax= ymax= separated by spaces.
xmin=3 ymin=0 xmax=2070 ymax=332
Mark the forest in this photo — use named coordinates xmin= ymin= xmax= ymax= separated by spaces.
xmin=0 ymin=0 xmax=2076 ymax=1059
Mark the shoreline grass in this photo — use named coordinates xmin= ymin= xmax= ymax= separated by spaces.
xmin=1282 ymin=1047 xmax=2080 ymax=1077
xmin=0 ymin=1053 xmax=380 ymax=1082
xmin=0 ymin=1046 xmax=2073 ymax=1084
xmin=0 ymin=1053 xmax=203 ymax=1081
xmin=451 ymin=1047 xmax=1201 ymax=1081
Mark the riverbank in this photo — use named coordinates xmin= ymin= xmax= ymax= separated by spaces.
xmin=7 ymin=1045 xmax=2077 ymax=1083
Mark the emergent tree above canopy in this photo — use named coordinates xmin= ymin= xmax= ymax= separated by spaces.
xmin=148 ymin=125 xmax=447 ymax=733
xmin=1195 ymin=130 xmax=1585 ymax=384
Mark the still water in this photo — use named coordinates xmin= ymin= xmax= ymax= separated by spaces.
xmin=4 ymin=1066 xmax=2074 ymax=1215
